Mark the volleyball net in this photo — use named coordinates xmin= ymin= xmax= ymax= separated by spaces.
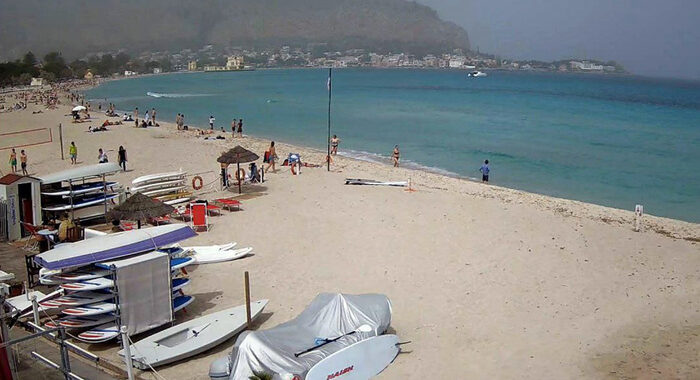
xmin=0 ymin=127 xmax=53 ymax=150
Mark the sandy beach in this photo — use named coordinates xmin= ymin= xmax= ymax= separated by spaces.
xmin=1 ymin=88 xmax=699 ymax=379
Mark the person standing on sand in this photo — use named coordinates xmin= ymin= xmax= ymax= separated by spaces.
xmin=176 ymin=113 xmax=181 ymax=130
xmin=237 ymin=119 xmax=243 ymax=137
xmin=480 ymin=159 xmax=490 ymax=182
xmin=265 ymin=141 xmax=277 ymax=173
xmin=144 ymin=109 xmax=150 ymax=125
xmin=330 ymin=135 xmax=340 ymax=155
xmin=231 ymin=119 xmax=236 ymax=138
xmin=392 ymin=145 xmax=400 ymax=167
xmin=20 ymin=150 xmax=28 ymax=175
xmin=69 ymin=142 xmax=78 ymax=164
xmin=151 ymin=108 xmax=157 ymax=125
xmin=118 ymin=146 xmax=127 ymax=171
xmin=8 ymin=148 xmax=17 ymax=173
xmin=134 ymin=107 xmax=139 ymax=123
xmin=209 ymin=115 xmax=215 ymax=129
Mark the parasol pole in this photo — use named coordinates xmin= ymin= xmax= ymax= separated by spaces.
xmin=237 ymin=161 xmax=242 ymax=194
xmin=327 ymin=68 xmax=332 ymax=172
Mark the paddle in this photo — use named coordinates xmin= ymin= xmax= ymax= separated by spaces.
xmin=294 ymin=324 xmax=373 ymax=357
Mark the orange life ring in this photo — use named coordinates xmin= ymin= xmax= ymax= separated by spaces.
xmin=235 ymin=168 xmax=246 ymax=181
xmin=192 ymin=176 xmax=203 ymax=190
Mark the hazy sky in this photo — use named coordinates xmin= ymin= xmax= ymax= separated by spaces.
xmin=417 ymin=0 xmax=700 ymax=79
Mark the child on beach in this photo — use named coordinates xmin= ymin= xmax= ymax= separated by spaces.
xmin=480 ymin=160 xmax=490 ymax=182
xmin=209 ymin=116 xmax=215 ymax=129
xmin=8 ymin=148 xmax=17 ymax=173
xmin=69 ymin=142 xmax=77 ymax=164
xmin=392 ymin=145 xmax=400 ymax=167
xmin=20 ymin=150 xmax=28 ymax=175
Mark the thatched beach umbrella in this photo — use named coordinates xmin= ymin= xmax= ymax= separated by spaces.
xmin=217 ymin=145 xmax=259 ymax=193
xmin=107 ymin=192 xmax=175 ymax=228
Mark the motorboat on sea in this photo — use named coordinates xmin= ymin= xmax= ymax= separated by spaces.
xmin=467 ymin=70 xmax=487 ymax=77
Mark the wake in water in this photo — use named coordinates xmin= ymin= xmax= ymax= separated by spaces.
xmin=146 ymin=91 xmax=211 ymax=98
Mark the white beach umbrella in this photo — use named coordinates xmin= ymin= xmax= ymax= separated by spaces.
xmin=72 ymin=105 xmax=86 ymax=112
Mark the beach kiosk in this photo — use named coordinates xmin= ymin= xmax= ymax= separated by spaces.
xmin=39 ymin=163 xmax=122 ymax=222
xmin=0 ymin=174 xmax=42 ymax=241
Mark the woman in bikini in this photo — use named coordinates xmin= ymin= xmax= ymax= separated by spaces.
xmin=330 ymin=135 xmax=340 ymax=155
xmin=392 ymin=145 xmax=400 ymax=167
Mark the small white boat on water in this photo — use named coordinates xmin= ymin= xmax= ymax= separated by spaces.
xmin=120 ymin=300 xmax=268 ymax=369
xmin=467 ymin=70 xmax=487 ymax=77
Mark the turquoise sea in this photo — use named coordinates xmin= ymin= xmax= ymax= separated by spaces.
xmin=85 ymin=69 xmax=700 ymax=222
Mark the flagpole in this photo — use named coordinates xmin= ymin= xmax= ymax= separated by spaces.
xmin=327 ymin=68 xmax=332 ymax=172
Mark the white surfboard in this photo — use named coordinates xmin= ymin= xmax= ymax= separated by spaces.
xmin=45 ymin=314 xmax=115 ymax=329
xmin=306 ymin=335 xmax=400 ymax=380
xmin=77 ymin=323 xmax=120 ymax=343
xmin=40 ymin=291 xmax=113 ymax=308
xmin=163 ymin=196 xmax=193 ymax=206
xmin=53 ymin=269 xmax=111 ymax=282
xmin=132 ymin=171 xmax=187 ymax=186
xmin=192 ymin=246 xmax=252 ymax=264
xmin=344 ymin=179 xmax=408 ymax=187
xmin=62 ymin=301 xmax=116 ymax=316
xmin=131 ymin=179 xmax=185 ymax=193
xmin=42 ymin=193 xmax=119 ymax=211
xmin=180 ymin=242 xmax=237 ymax=252
xmin=42 ymin=182 xmax=119 ymax=197
xmin=60 ymin=277 xmax=114 ymax=292
xmin=141 ymin=186 xmax=186 ymax=197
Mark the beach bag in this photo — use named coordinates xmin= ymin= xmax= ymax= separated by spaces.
xmin=263 ymin=151 xmax=270 ymax=163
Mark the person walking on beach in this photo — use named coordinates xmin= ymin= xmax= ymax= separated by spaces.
xmin=209 ymin=115 xmax=215 ymax=130
xmin=265 ymin=141 xmax=277 ymax=173
xmin=20 ymin=150 xmax=28 ymax=175
xmin=330 ymin=135 xmax=340 ymax=155
xmin=392 ymin=145 xmax=400 ymax=167
xmin=118 ymin=146 xmax=127 ymax=171
xmin=98 ymin=148 xmax=108 ymax=163
xmin=480 ymin=159 xmax=490 ymax=182
xmin=8 ymin=148 xmax=17 ymax=173
xmin=69 ymin=142 xmax=78 ymax=164
xmin=237 ymin=119 xmax=243 ymax=137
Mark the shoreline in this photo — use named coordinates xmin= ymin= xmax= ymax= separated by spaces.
xmin=78 ymin=78 xmax=700 ymax=239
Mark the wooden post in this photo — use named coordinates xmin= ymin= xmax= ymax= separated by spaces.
xmin=59 ymin=123 xmax=64 ymax=160
xmin=244 ymin=271 xmax=251 ymax=327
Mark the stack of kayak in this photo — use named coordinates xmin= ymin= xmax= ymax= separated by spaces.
xmin=41 ymin=181 xmax=122 ymax=221
xmin=39 ymin=256 xmax=196 ymax=343
xmin=132 ymin=171 xmax=191 ymax=206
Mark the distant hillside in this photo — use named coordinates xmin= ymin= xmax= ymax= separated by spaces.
xmin=0 ymin=0 xmax=470 ymax=59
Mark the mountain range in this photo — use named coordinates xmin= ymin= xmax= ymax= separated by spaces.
xmin=0 ymin=0 xmax=470 ymax=59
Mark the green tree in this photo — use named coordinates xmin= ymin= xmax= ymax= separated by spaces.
xmin=115 ymin=52 xmax=130 ymax=70
xmin=42 ymin=52 xmax=69 ymax=79
xmin=22 ymin=51 xmax=37 ymax=66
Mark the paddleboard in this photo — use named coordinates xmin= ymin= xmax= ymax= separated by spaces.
xmin=172 ymin=277 xmax=191 ymax=293
xmin=40 ymin=291 xmax=113 ymax=308
xmin=171 ymin=257 xmax=194 ymax=271
xmin=164 ymin=197 xmax=193 ymax=206
xmin=344 ymin=179 xmax=408 ymax=187
xmin=192 ymin=246 xmax=252 ymax=264
xmin=142 ymin=186 xmax=186 ymax=197
xmin=305 ymin=335 xmax=401 ymax=380
xmin=46 ymin=314 xmax=115 ymax=329
xmin=62 ymin=301 xmax=116 ymax=316
xmin=181 ymin=242 xmax=236 ymax=252
xmin=42 ymin=193 xmax=119 ymax=211
xmin=173 ymin=295 xmax=194 ymax=313
xmin=131 ymin=179 xmax=185 ymax=193
xmin=60 ymin=277 xmax=114 ymax=292
xmin=77 ymin=323 xmax=120 ymax=343
xmin=41 ymin=182 xmax=119 ymax=197
xmin=132 ymin=171 xmax=187 ymax=186
xmin=53 ymin=269 xmax=111 ymax=282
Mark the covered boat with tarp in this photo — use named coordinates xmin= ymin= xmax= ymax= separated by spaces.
xmin=209 ymin=293 xmax=392 ymax=380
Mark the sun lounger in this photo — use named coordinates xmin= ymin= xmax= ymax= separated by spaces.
xmin=190 ymin=202 xmax=209 ymax=232
xmin=214 ymin=198 xmax=242 ymax=211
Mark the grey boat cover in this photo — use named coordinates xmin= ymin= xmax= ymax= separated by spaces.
xmin=223 ymin=293 xmax=392 ymax=380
